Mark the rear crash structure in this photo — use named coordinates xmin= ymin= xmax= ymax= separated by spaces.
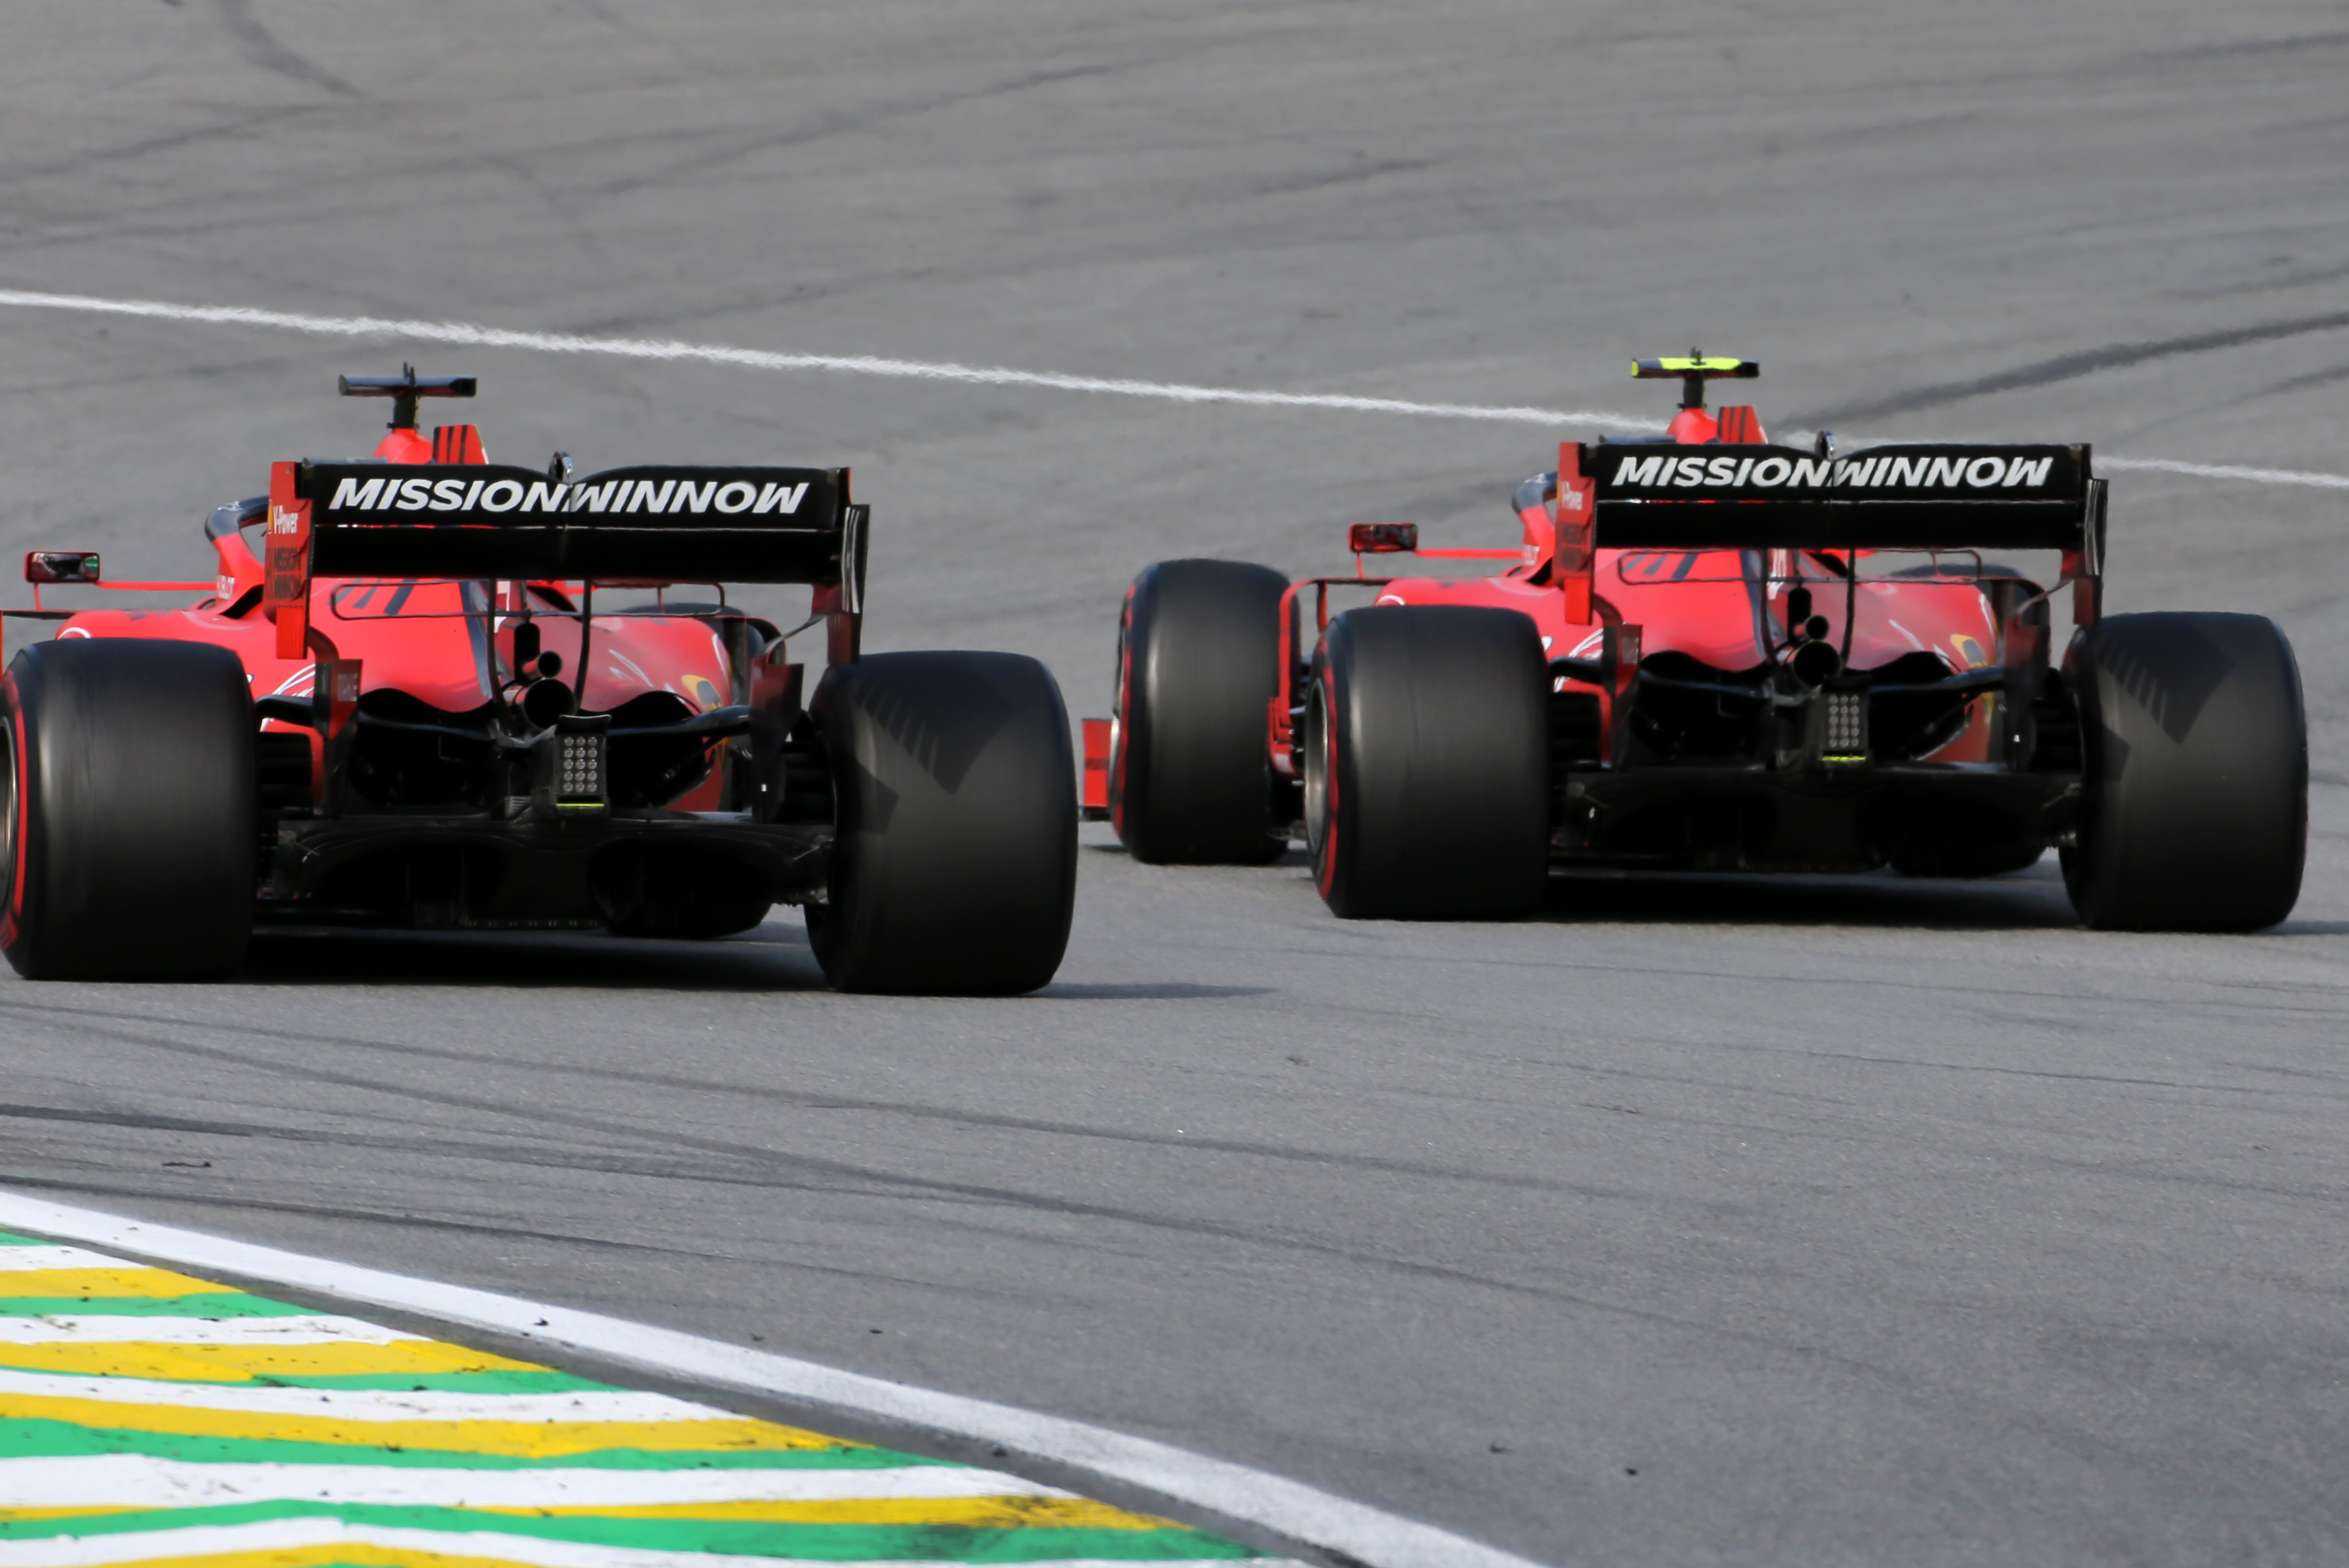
xmin=1 ymin=372 xmax=1078 ymax=992
xmin=1094 ymin=358 xmax=2306 ymax=930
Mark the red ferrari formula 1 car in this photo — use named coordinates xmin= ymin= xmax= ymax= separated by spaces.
xmin=1093 ymin=357 xmax=2306 ymax=929
xmin=2 ymin=371 xmax=1076 ymax=992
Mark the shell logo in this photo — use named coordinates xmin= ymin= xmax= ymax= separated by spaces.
xmin=687 ymin=675 xmax=723 ymax=709
xmin=1950 ymin=633 xmax=1986 ymax=668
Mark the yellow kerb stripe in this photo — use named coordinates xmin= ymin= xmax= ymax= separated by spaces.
xmin=0 ymin=1395 xmax=843 ymax=1456
xmin=477 ymin=1495 xmax=1172 ymax=1529
xmin=0 ymin=1496 xmax=1171 ymax=1531
xmin=0 ymin=1269 xmax=246 ymax=1301
xmin=0 ymin=1341 xmax=545 ymax=1382
xmin=0 ymin=1547 xmax=584 ymax=1568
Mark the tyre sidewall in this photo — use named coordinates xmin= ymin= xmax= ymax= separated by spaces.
xmin=812 ymin=651 xmax=1077 ymax=994
xmin=1 ymin=638 xmax=255 ymax=979
xmin=1112 ymin=559 xmax=1288 ymax=864
xmin=2064 ymin=612 xmax=2306 ymax=930
xmin=1312 ymin=606 xmax=1549 ymax=920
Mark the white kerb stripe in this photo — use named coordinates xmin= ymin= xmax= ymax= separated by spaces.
xmin=0 ymin=1191 xmax=1546 ymax=1568
xmin=0 ymin=1247 xmax=152 ymax=1273
xmin=0 ymin=1315 xmax=420 ymax=1346
xmin=0 ymin=1517 xmax=1286 ymax=1568
xmin=0 ymin=1367 xmax=740 ymax=1424
xmin=0 ymin=1455 xmax=1067 ymax=1510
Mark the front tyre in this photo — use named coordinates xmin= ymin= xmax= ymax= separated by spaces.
xmin=807 ymin=651 xmax=1077 ymax=994
xmin=1112 ymin=558 xmax=1290 ymax=864
xmin=1 ymin=638 xmax=255 ymax=979
xmin=2062 ymin=611 xmax=2306 ymax=931
xmin=1306 ymin=606 xmax=1549 ymax=920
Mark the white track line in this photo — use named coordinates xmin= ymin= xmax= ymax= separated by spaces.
xmin=2094 ymin=454 xmax=2349 ymax=490
xmin=14 ymin=285 xmax=2330 ymax=490
xmin=0 ymin=287 xmax=1647 ymax=431
xmin=0 ymin=1191 xmax=1548 ymax=1568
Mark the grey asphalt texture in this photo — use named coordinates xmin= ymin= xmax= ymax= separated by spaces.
xmin=4 ymin=5 xmax=2349 ymax=1564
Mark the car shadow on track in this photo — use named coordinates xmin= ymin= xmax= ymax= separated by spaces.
xmin=240 ymin=919 xmax=830 ymax=992
xmin=1034 ymin=982 xmax=1273 ymax=999
xmin=1536 ymin=859 xmax=2084 ymax=931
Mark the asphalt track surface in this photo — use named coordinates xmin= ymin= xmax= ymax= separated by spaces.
xmin=3 ymin=5 xmax=2348 ymax=1564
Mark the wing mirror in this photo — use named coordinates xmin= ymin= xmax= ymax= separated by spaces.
xmin=25 ymin=551 xmax=101 ymax=584
xmin=1349 ymin=523 xmax=1418 ymax=555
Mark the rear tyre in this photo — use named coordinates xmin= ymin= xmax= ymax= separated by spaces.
xmin=1 ymin=637 xmax=254 ymax=979
xmin=1112 ymin=558 xmax=1290 ymax=864
xmin=2062 ymin=611 xmax=2305 ymax=931
xmin=807 ymin=651 xmax=1077 ymax=994
xmin=1305 ymin=606 xmax=1549 ymax=920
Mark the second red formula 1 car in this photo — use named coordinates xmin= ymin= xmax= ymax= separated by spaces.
xmin=2 ymin=370 xmax=1077 ymax=991
xmin=1092 ymin=357 xmax=2306 ymax=930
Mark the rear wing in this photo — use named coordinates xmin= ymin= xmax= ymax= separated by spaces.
xmin=265 ymin=459 xmax=870 ymax=665
xmin=1582 ymin=442 xmax=2092 ymax=551
xmin=295 ymin=461 xmax=857 ymax=582
xmin=1551 ymin=440 xmax=2105 ymax=625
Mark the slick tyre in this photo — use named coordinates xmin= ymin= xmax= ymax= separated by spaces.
xmin=1305 ymin=606 xmax=1548 ymax=920
xmin=1112 ymin=558 xmax=1290 ymax=864
xmin=808 ymin=651 xmax=1077 ymax=994
xmin=2062 ymin=611 xmax=2306 ymax=931
xmin=0 ymin=637 xmax=254 ymax=979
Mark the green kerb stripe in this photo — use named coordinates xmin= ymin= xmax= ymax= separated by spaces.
xmin=0 ymin=1501 xmax=1255 ymax=1561
xmin=0 ymin=1366 xmax=615 ymax=1395
xmin=0 ymin=1420 xmax=945 ymax=1471
xmin=0 ymin=1293 xmax=313 ymax=1317
xmin=0 ymin=1502 xmax=1258 ymax=1560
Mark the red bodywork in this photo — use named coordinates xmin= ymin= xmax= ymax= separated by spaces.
xmin=1267 ymin=400 xmax=2098 ymax=788
xmin=1 ymin=397 xmax=864 ymax=936
xmin=19 ymin=423 xmax=739 ymax=814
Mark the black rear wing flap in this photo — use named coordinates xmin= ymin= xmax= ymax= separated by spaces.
xmin=1584 ymin=442 xmax=2093 ymax=552
xmin=296 ymin=461 xmax=858 ymax=585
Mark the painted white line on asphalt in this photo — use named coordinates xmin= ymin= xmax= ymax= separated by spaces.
xmin=0 ymin=1191 xmax=1550 ymax=1568
xmin=8 ymin=286 xmax=2342 ymax=492
xmin=0 ymin=287 xmax=1650 ymax=432
xmin=2095 ymin=454 xmax=2349 ymax=490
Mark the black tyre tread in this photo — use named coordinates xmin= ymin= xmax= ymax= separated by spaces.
xmin=2062 ymin=611 xmax=2305 ymax=931
xmin=809 ymin=651 xmax=1077 ymax=994
xmin=1113 ymin=558 xmax=1289 ymax=865
xmin=1308 ymin=605 xmax=1549 ymax=920
xmin=1 ymin=637 xmax=255 ymax=979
